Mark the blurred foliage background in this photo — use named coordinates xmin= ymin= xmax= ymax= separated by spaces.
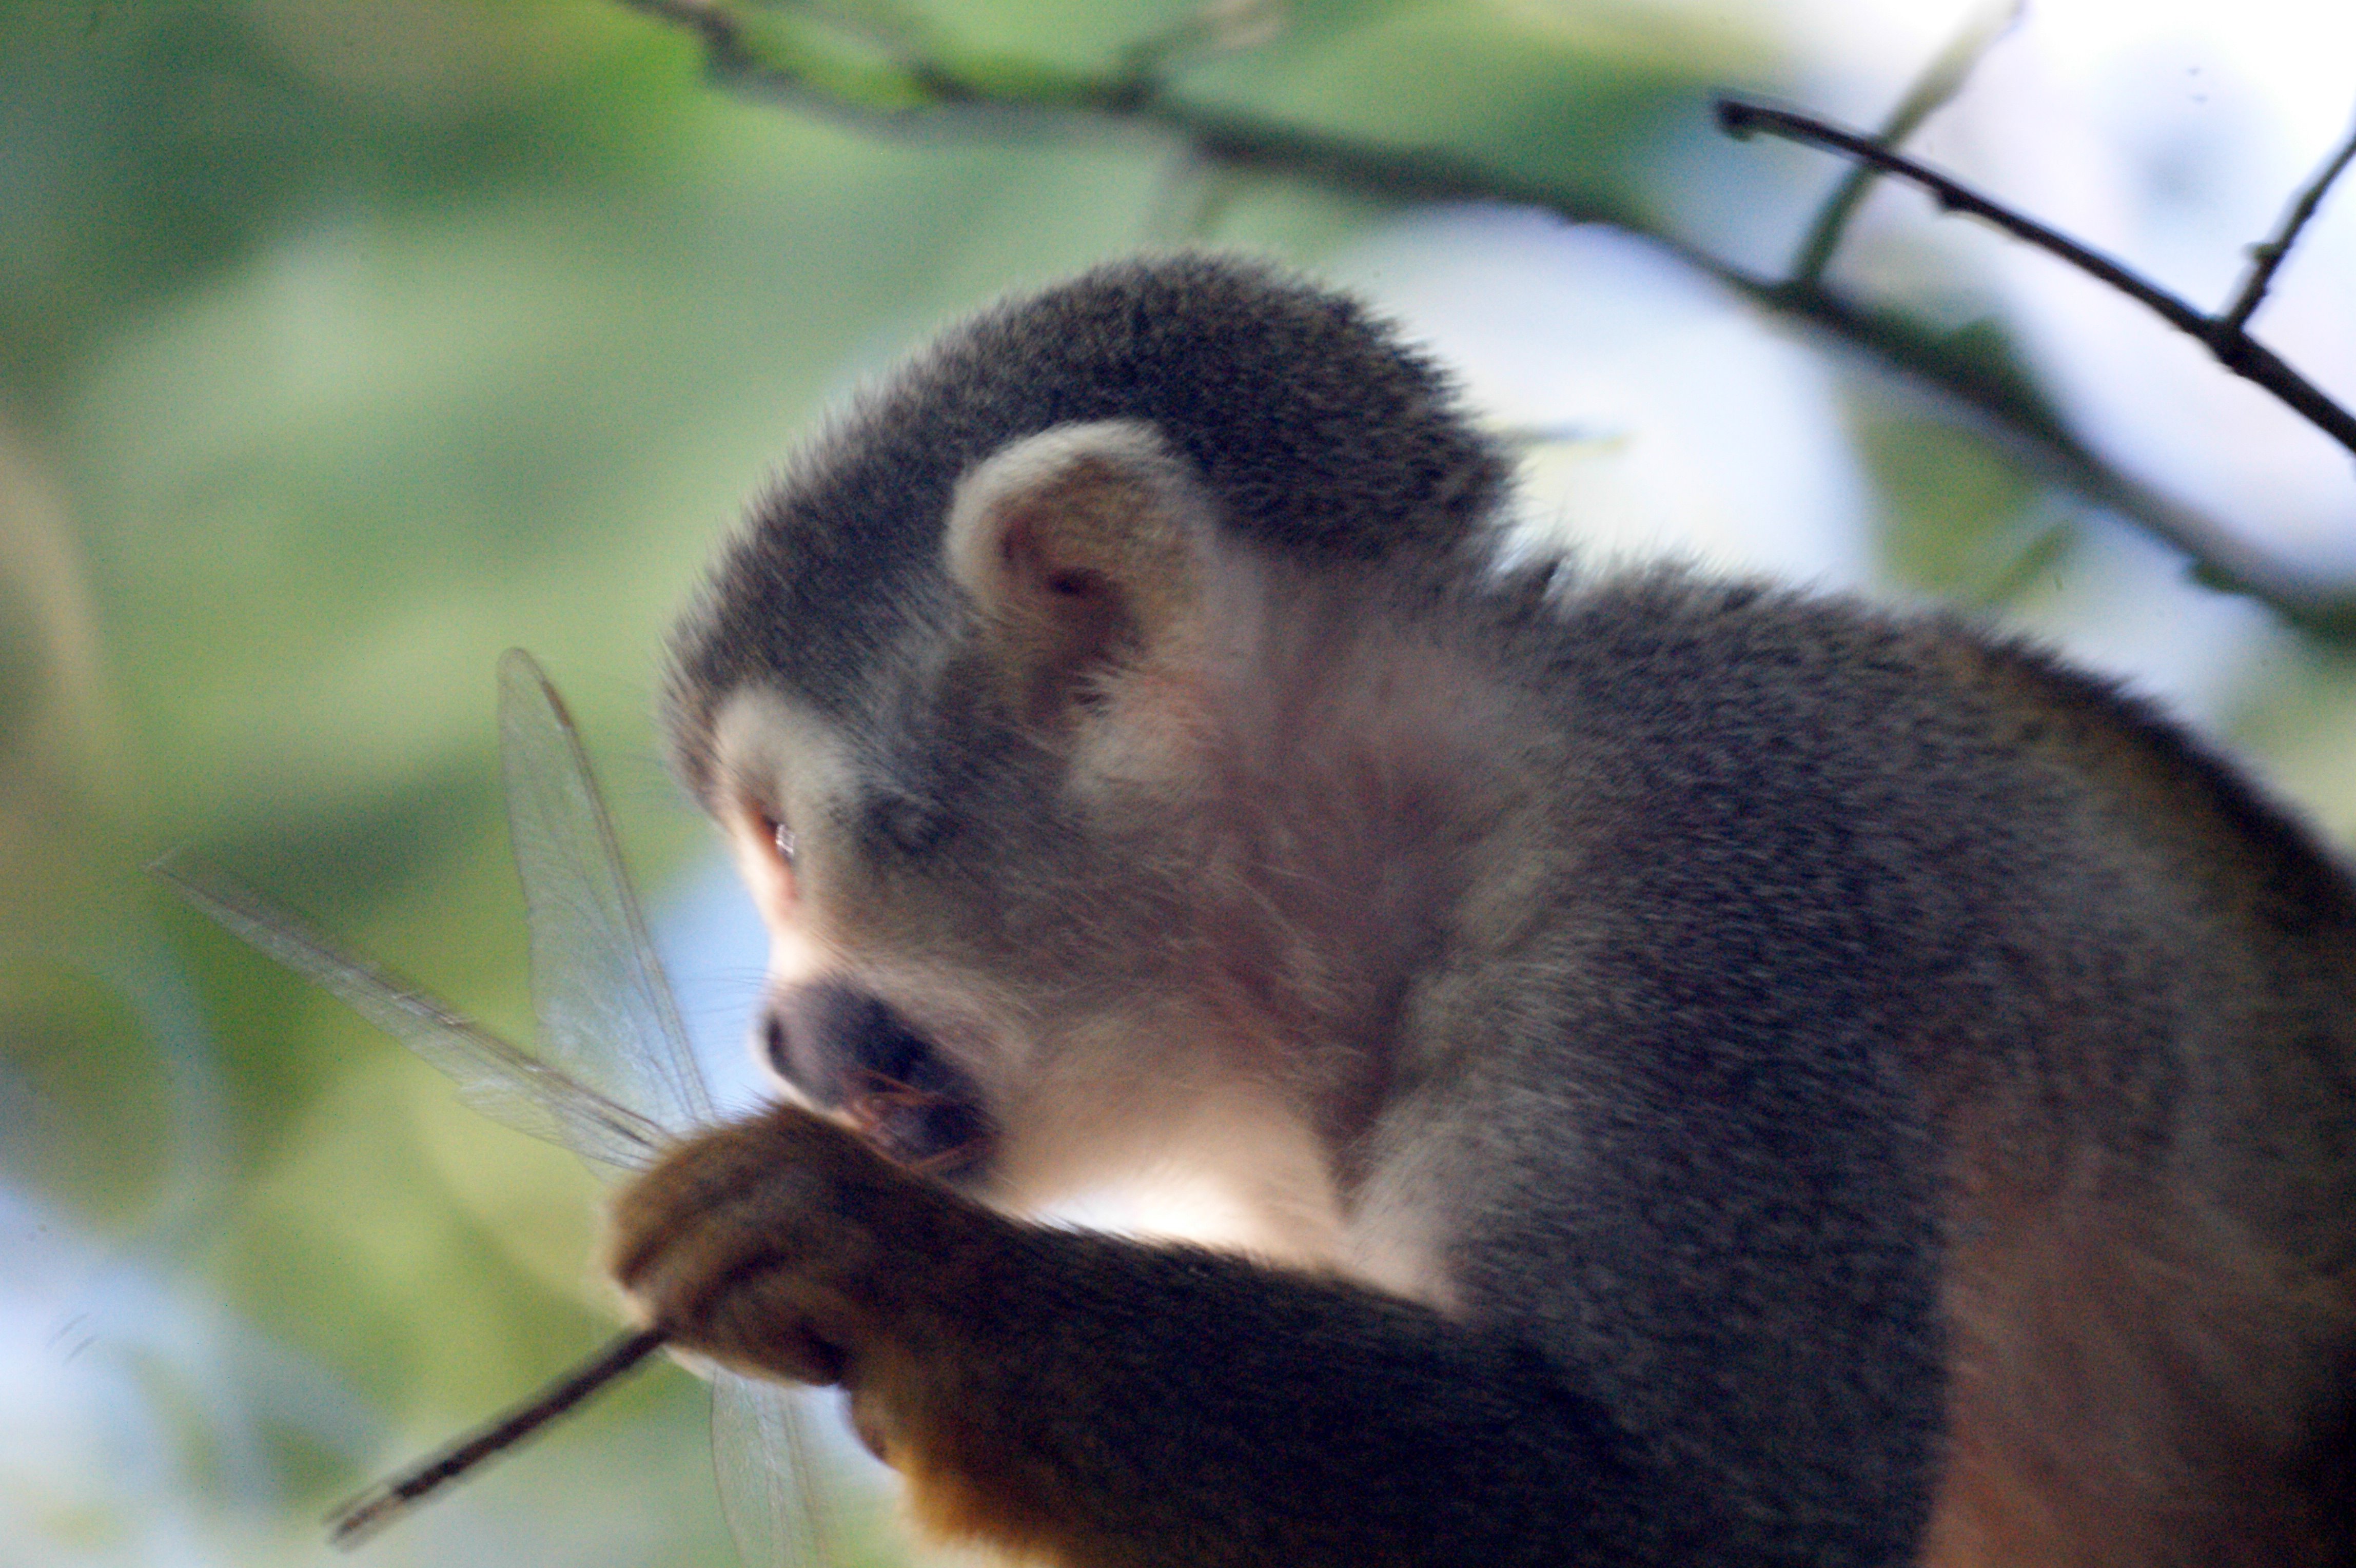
xmin=3 ymin=2 xmax=2353 ymax=1565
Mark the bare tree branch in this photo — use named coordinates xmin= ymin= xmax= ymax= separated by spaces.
xmin=2220 ymin=107 xmax=2356 ymax=338
xmin=616 ymin=0 xmax=2356 ymax=636
xmin=1788 ymin=0 xmax=2023 ymax=287
xmin=1769 ymin=283 xmax=2356 ymax=639
xmin=1717 ymin=98 xmax=2356 ymax=460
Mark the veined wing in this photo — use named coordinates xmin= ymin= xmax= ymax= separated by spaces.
xmin=715 ymin=1375 xmax=845 ymax=1568
xmin=498 ymin=650 xmax=840 ymax=1567
xmin=497 ymin=649 xmax=713 ymax=1136
xmin=156 ymin=852 xmax=667 ymax=1171
xmin=168 ymin=654 xmax=840 ymax=1567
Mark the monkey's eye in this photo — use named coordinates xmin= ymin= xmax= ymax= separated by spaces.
xmin=753 ymin=807 xmax=797 ymax=868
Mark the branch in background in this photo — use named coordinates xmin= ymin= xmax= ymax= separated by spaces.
xmin=620 ymin=0 xmax=1638 ymax=219
xmin=617 ymin=0 xmax=2356 ymax=637
xmin=2220 ymin=109 xmax=2356 ymax=338
xmin=1786 ymin=0 xmax=2023 ymax=287
xmin=1716 ymin=98 xmax=2356 ymax=461
xmin=1773 ymin=287 xmax=2356 ymax=639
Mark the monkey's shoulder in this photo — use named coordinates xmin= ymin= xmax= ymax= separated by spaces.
xmin=1470 ymin=565 xmax=2356 ymax=937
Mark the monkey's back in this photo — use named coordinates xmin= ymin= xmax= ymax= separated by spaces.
xmin=1429 ymin=567 xmax=2356 ymax=1566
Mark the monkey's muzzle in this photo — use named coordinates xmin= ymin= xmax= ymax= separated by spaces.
xmin=761 ymin=981 xmax=995 ymax=1179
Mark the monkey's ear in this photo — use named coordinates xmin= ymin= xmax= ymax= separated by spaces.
xmin=944 ymin=421 xmax=1215 ymax=725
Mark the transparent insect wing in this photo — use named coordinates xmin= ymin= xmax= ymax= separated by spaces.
xmin=716 ymin=1374 xmax=845 ymax=1567
xmin=155 ymin=854 xmax=668 ymax=1171
xmin=496 ymin=649 xmax=713 ymax=1135
xmin=166 ymin=652 xmax=838 ymax=1567
xmin=497 ymin=650 xmax=836 ymax=1567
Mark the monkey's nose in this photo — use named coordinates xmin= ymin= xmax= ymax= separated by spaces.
xmin=759 ymin=1009 xmax=793 ymax=1081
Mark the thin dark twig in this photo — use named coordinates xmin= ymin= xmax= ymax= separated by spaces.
xmin=1789 ymin=0 xmax=2023 ymax=285
xmin=327 ymin=1328 xmax=670 ymax=1547
xmin=1721 ymin=99 xmax=2208 ymax=332
xmin=2221 ymin=107 xmax=2356 ymax=337
xmin=1718 ymin=97 xmax=2356 ymax=460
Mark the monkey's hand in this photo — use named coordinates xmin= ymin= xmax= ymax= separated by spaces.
xmin=609 ymin=1103 xmax=981 ymax=1435
xmin=611 ymin=1102 xmax=1684 ymax=1567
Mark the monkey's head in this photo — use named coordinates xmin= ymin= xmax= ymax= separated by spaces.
xmin=663 ymin=257 xmax=1519 ymax=1227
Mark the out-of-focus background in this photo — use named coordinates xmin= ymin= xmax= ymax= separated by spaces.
xmin=4 ymin=2 xmax=2352 ymax=1564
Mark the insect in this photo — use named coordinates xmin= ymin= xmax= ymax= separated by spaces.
xmin=159 ymin=649 xmax=839 ymax=1563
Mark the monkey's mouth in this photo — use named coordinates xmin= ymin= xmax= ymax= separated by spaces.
xmin=766 ymin=981 xmax=997 ymax=1179
xmin=842 ymin=1054 xmax=996 ymax=1179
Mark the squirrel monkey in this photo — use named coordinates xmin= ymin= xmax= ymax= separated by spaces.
xmin=612 ymin=257 xmax=2356 ymax=1567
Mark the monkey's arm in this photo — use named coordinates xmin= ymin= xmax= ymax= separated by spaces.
xmin=612 ymin=1104 xmax=1704 ymax=1568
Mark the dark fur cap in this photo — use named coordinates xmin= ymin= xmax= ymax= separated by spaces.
xmin=665 ymin=256 xmax=1510 ymax=796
